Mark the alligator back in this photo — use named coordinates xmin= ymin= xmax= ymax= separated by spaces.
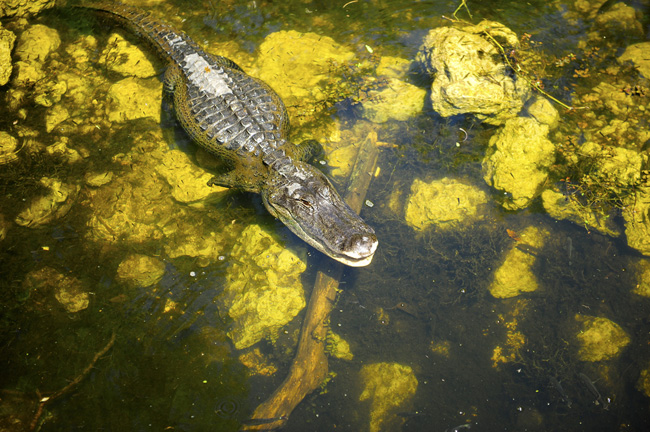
xmin=83 ymin=1 xmax=292 ymax=167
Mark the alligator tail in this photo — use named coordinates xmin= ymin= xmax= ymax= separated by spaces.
xmin=78 ymin=1 xmax=201 ymax=65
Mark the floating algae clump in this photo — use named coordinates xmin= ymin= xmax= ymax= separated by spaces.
xmin=637 ymin=362 xmax=650 ymax=398
xmin=541 ymin=189 xmax=621 ymax=237
xmin=482 ymin=117 xmax=555 ymax=210
xmin=15 ymin=177 xmax=79 ymax=228
xmin=105 ymin=77 xmax=162 ymax=122
xmin=116 ymin=254 xmax=166 ymax=289
xmin=633 ymin=259 xmax=650 ymax=297
xmin=490 ymin=299 xmax=528 ymax=368
xmin=220 ymin=224 xmax=306 ymax=350
xmin=99 ymin=33 xmax=157 ymax=78
xmin=575 ymin=315 xmax=630 ymax=362
xmin=326 ymin=331 xmax=353 ymax=361
xmin=404 ymin=177 xmax=488 ymax=230
xmin=359 ymin=362 xmax=418 ymax=432
xmin=23 ymin=266 xmax=89 ymax=313
xmin=489 ymin=226 xmax=548 ymax=298
xmin=252 ymin=30 xmax=354 ymax=124
xmin=416 ymin=21 xmax=530 ymax=125
xmin=623 ymin=186 xmax=650 ymax=257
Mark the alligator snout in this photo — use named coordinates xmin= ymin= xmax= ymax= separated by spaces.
xmin=341 ymin=232 xmax=378 ymax=266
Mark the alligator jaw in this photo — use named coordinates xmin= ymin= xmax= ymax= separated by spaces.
xmin=262 ymin=162 xmax=378 ymax=267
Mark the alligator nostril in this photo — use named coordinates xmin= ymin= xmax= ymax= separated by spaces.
xmin=346 ymin=233 xmax=378 ymax=256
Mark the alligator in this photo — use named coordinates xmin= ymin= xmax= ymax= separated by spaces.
xmin=81 ymin=1 xmax=378 ymax=266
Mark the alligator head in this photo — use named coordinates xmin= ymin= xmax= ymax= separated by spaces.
xmin=261 ymin=161 xmax=377 ymax=267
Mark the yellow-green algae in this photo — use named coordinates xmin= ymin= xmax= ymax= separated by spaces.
xmin=84 ymin=171 xmax=114 ymax=188
xmin=84 ymin=128 xmax=174 ymax=244
xmin=239 ymin=348 xmax=278 ymax=376
xmin=580 ymin=141 xmax=646 ymax=189
xmin=0 ymin=0 xmax=55 ymax=18
xmin=525 ymin=95 xmax=560 ymax=130
xmin=155 ymin=149 xmax=226 ymax=204
xmin=0 ymin=22 xmax=15 ymax=85
xmin=83 ymin=124 xmax=231 ymax=264
xmin=633 ymin=258 xmax=650 ymax=297
xmin=619 ymin=42 xmax=650 ymax=79
xmin=11 ymin=24 xmax=60 ymax=96
xmin=359 ymin=362 xmax=418 ymax=432
xmin=115 ymin=254 xmax=166 ymax=289
xmin=0 ymin=213 xmax=7 ymax=242
xmin=541 ymin=189 xmax=621 ymax=237
xmin=592 ymin=2 xmax=644 ymax=39
xmin=220 ymin=224 xmax=306 ymax=350
xmin=45 ymin=103 xmax=70 ymax=133
xmin=23 ymin=266 xmax=89 ymax=313
xmin=14 ymin=177 xmax=79 ymax=228
xmin=429 ymin=339 xmax=452 ymax=357
xmin=252 ymin=30 xmax=354 ymax=120
xmin=99 ymin=32 xmax=157 ymax=78
xmin=623 ymin=186 xmax=650 ymax=256
xmin=416 ymin=21 xmax=530 ymax=125
xmin=46 ymin=136 xmax=82 ymax=163
xmin=637 ymin=362 xmax=650 ymax=398
xmin=0 ymin=131 xmax=19 ymax=164
xmin=575 ymin=315 xmax=630 ymax=362
xmin=482 ymin=117 xmax=555 ymax=210
xmin=404 ymin=177 xmax=488 ymax=230
xmin=490 ymin=299 xmax=528 ymax=368
xmin=326 ymin=331 xmax=354 ymax=361
xmin=489 ymin=226 xmax=548 ymax=298
xmin=105 ymin=77 xmax=162 ymax=123
xmin=355 ymin=77 xmax=426 ymax=123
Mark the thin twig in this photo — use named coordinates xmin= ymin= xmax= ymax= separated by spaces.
xmin=29 ymin=332 xmax=117 ymax=431
xmin=481 ymin=30 xmax=576 ymax=111
xmin=453 ymin=0 xmax=472 ymax=20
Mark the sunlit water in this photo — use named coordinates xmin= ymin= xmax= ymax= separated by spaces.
xmin=1 ymin=0 xmax=649 ymax=431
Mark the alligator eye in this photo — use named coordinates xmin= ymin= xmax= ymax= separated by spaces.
xmin=298 ymin=198 xmax=312 ymax=207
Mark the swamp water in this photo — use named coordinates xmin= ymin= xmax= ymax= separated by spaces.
xmin=1 ymin=0 xmax=650 ymax=431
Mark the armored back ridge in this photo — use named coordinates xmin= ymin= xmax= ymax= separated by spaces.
xmin=83 ymin=1 xmax=378 ymax=266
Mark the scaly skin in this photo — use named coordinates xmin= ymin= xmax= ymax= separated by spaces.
xmin=83 ymin=1 xmax=378 ymax=266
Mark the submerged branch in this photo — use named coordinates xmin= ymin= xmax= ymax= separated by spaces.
xmin=29 ymin=332 xmax=117 ymax=431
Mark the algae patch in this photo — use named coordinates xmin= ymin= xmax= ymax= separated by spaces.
xmin=488 ymin=226 xmax=548 ymax=298
xmin=575 ymin=315 xmax=630 ymax=362
xmin=359 ymin=362 xmax=418 ymax=432
xmin=404 ymin=177 xmax=488 ymax=230
xmin=220 ymin=224 xmax=306 ymax=350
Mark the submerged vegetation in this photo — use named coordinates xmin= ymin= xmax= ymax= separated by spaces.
xmin=1 ymin=0 xmax=650 ymax=431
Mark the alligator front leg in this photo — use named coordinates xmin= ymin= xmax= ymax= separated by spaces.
xmin=207 ymin=169 xmax=262 ymax=193
xmin=295 ymin=139 xmax=323 ymax=162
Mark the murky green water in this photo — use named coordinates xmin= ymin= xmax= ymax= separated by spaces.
xmin=1 ymin=0 xmax=650 ymax=431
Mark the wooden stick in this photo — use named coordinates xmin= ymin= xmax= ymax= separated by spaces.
xmin=29 ymin=332 xmax=117 ymax=431
xmin=241 ymin=131 xmax=379 ymax=430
